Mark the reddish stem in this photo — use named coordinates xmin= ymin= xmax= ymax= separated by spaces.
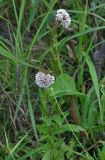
xmin=70 ymin=96 xmax=87 ymax=137
xmin=70 ymin=96 xmax=79 ymax=125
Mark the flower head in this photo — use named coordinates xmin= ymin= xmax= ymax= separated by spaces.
xmin=35 ymin=72 xmax=55 ymax=88
xmin=55 ymin=9 xmax=71 ymax=29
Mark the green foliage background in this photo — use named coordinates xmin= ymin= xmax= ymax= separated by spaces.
xmin=0 ymin=0 xmax=105 ymax=159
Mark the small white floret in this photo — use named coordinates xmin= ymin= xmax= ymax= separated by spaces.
xmin=55 ymin=9 xmax=71 ymax=29
xmin=35 ymin=72 xmax=55 ymax=88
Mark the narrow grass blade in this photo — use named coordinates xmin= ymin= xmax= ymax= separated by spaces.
xmin=85 ymin=54 xmax=103 ymax=122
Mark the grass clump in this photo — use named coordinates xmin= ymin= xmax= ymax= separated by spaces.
xmin=0 ymin=0 xmax=105 ymax=159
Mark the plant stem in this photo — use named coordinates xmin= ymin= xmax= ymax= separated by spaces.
xmin=70 ymin=96 xmax=87 ymax=137
xmin=46 ymin=94 xmax=50 ymax=116
xmin=70 ymin=96 xmax=79 ymax=125
xmin=53 ymin=27 xmax=63 ymax=74
xmin=51 ymin=88 xmax=90 ymax=160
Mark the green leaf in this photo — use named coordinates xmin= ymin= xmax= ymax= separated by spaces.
xmin=0 ymin=0 xmax=3 ymax=3
xmin=99 ymin=146 xmax=105 ymax=160
xmin=52 ymin=115 xmax=63 ymax=126
xmin=0 ymin=0 xmax=10 ymax=5
xmin=85 ymin=55 xmax=102 ymax=121
xmin=51 ymin=74 xmax=84 ymax=97
xmin=42 ymin=150 xmax=51 ymax=160
xmin=85 ymin=55 xmax=101 ymax=105
xmin=27 ymin=0 xmax=39 ymax=30
xmin=52 ymin=124 xmax=85 ymax=135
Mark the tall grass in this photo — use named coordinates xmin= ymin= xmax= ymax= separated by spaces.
xmin=0 ymin=0 xmax=105 ymax=159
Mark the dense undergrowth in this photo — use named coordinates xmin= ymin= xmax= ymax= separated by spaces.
xmin=0 ymin=0 xmax=105 ymax=159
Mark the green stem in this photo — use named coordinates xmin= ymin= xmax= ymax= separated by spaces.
xmin=46 ymin=93 xmax=50 ymax=116
xmin=52 ymin=28 xmax=63 ymax=74
xmin=51 ymin=87 xmax=92 ymax=160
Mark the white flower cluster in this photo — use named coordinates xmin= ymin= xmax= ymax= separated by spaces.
xmin=35 ymin=72 xmax=55 ymax=88
xmin=55 ymin=9 xmax=71 ymax=29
